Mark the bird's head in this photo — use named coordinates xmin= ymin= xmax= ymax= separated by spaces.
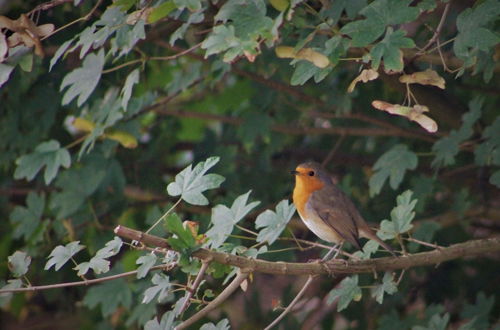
xmin=291 ymin=162 xmax=329 ymax=192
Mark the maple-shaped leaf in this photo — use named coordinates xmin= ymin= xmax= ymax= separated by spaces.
xmin=167 ymin=157 xmax=225 ymax=206
xmin=14 ymin=140 xmax=71 ymax=185
xmin=45 ymin=241 xmax=85 ymax=271
xmin=206 ymin=190 xmax=260 ymax=248
xmin=60 ymin=49 xmax=104 ymax=106
xmin=255 ymin=200 xmax=295 ymax=245
xmin=370 ymin=27 xmax=415 ymax=72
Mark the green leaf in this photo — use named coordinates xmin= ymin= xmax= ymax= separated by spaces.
xmin=145 ymin=310 xmax=177 ymax=330
xmin=238 ymin=113 xmax=272 ymax=150
xmin=83 ymin=277 xmax=132 ymax=317
xmin=340 ymin=0 xmax=418 ymax=46
xmin=202 ymin=25 xmax=239 ymax=57
xmin=369 ymin=144 xmax=418 ymax=196
xmin=142 ymin=273 xmax=171 ymax=303
xmin=60 ymin=49 xmax=105 ymax=106
xmin=167 ymin=157 xmax=225 ymax=205
xmin=291 ymin=61 xmax=322 ymax=86
xmin=174 ymin=0 xmax=201 ymax=11
xmin=215 ymin=0 xmax=273 ymax=38
xmin=49 ymin=38 xmax=74 ymax=71
xmin=474 ymin=117 xmax=500 ymax=174
xmin=453 ymin=0 xmax=500 ymax=65
xmin=165 ymin=213 xmax=196 ymax=250
xmin=0 ymin=279 xmax=23 ymax=307
xmin=10 ymin=192 xmax=45 ymax=242
xmin=327 ymin=275 xmax=362 ymax=311
xmin=206 ymin=190 xmax=260 ymax=248
xmin=412 ymin=313 xmax=449 ymax=330
xmin=45 ymin=241 xmax=85 ymax=271
xmin=8 ymin=251 xmax=31 ymax=277
xmin=255 ymin=199 xmax=296 ymax=245
xmin=372 ymin=272 xmax=398 ymax=304
xmin=76 ymin=237 xmax=123 ymax=276
xmin=0 ymin=63 xmax=14 ymax=88
xmin=200 ymin=319 xmax=230 ymax=330
xmin=50 ymin=155 xmax=108 ymax=218
xmin=148 ymin=1 xmax=176 ymax=23
xmin=121 ymin=68 xmax=139 ymax=110
xmin=370 ymin=27 xmax=415 ymax=72
xmin=408 ymin=221 xmax=441 ymax=253
xmin=378 ymin=190 xmax=417 ymax=239
xmin=460 ymin=292 xmax=495 ymax=330
xmin=136 ymin=254 xmax=158 ymax=279
xmin=489 ymin=170 xmax=500 ymax=188
xmin=432 ymin=97 xmax=482 ymax=168
xmin=14 ymin=140 xmax=71 ymax=185
xmin=340 ymin=18 xmax=385 ymax=47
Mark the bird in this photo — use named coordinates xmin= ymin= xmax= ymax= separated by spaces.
xmin=291 ymin=161 xmax=396 ymax=257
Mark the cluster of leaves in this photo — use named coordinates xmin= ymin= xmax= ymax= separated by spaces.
xmin=1 ymin=0 xmax=499 ymax=328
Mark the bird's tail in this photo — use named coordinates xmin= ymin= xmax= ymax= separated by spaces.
xmin=359 ymin=228 xmax=397 ymax=257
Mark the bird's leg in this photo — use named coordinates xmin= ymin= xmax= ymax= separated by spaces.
xmin=323 ymin=243 xmax=339 ymax=261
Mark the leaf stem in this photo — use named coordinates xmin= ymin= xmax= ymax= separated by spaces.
xmin=145 ymin=197 xmax=183 ymax=235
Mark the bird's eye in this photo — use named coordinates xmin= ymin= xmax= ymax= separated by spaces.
xmin=308 ymin=171 xmax=315 ymax=176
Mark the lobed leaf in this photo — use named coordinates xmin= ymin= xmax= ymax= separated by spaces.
xmin=8 ymin=251 xmax=31 ymax=278
xmin=369 ymin=145 xmax=418 ymax=196
xmin=45 ymin=241 xmax=85 ymax=271
xmin=327 ymin=275 xmax=362 ymax=311
xmin=255 ymin=200 xmax=295 ymax=245
xmin=14 ymin=140 xmax=71 ymax=185
xmin=167 ymin=157 xmax=225 ymax=206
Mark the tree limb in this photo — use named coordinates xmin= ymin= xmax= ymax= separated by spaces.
xmin=114 ymin=225 xmax=500 ymax=276
xmin=175 ymin=270 xmax=249 ymax=330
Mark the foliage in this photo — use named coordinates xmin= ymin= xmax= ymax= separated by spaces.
xmin=0 ymin=0 xmax=499 ymax=329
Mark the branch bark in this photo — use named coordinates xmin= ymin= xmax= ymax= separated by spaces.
xmin=114 ymin=225 xmax=500 ymax=276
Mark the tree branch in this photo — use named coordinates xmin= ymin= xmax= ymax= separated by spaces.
xmin=409 ymin=2 xmax=451 ymax=63
xmin=176 ymin=270 xmax=249 ymax=330
xmin=178 ymin=259 xmax=211 ymax=315
xmin=114 ymin=225 xmax=500 ymax=276
xmin=154 ymin=107 xmax=428 ymax=139
xmin=0 ymin=264 xmax=175 ymax=294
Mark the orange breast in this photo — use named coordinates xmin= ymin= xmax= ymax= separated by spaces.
xmin=293 ymin=175 xmax=324 ymax=217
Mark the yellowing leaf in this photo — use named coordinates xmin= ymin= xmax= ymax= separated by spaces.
xmin=270 ymin=0 xmax=289 ymax=12
xmin=347 ymin=69 xmax=379 ymax=93
xmin=104 ymin=129 xmax=138 ymax=149
xmin=72 ymin=117 xmax=95 ymax=133
xmin=399 ymin=69 xmax=445 ymax=89
xmin=372 ymin=100 xmax=438 ymax=133
xmin=275 ymin=46 xmax=330 ymax=68
xmin=126 ymin=8 xmax=153 ymax=25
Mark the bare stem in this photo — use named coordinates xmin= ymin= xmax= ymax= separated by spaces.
xmin=0 ymin=264 xmax=175 ymax=294
xmin=145 ymin=197 xmax=182 ymax=234
xmin=175 ymin=270 xmax=249 ymax=330
xmin=179 ymin=260 xmax=211 ymax=315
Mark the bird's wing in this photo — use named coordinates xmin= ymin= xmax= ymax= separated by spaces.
xmin=310 ymin=187 xmax=362 ymax=250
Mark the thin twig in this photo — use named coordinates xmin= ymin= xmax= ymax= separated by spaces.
xmin=264 ymin=247 xmax=337 ymax=329
xmin=145 ymin=197 xmax=182 ymax=234
xmin=179 ymin=260 xmax=211 ymax=315
xmin=0 ymin=264 xmax=175 ymax=294
xmin=410 ymin=2 xmax=451 ymax=62
xmin=405 ymin=237 xmax=444 ymax=250
xmin=41 ymin=0 xmax=104 ymax=41
xmin=321 ymin=134 xmax=345 ymax=167
xmin=102 ymin=43 xmax=203 ymax=74
xmin=28 ymin=0 xmax=72 ymax=16
xmin=264 ymin=275 xmax=317 ymax=330
xmin=175 ymin=270 xmax=249 ymax=330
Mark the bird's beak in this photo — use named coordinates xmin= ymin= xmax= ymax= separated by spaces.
xmin=290 ymin=170 xmax=299 ymax=175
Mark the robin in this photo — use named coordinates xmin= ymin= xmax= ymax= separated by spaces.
xmin=292 ymin=161 xmax=396 ymax=257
